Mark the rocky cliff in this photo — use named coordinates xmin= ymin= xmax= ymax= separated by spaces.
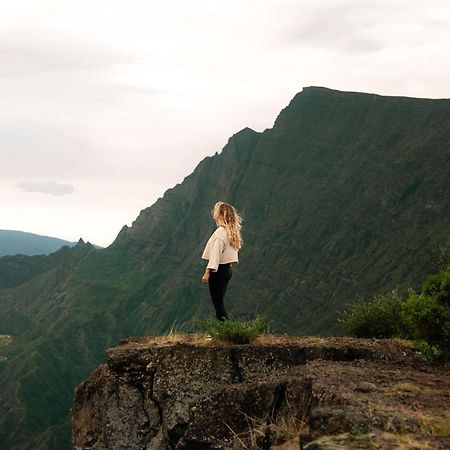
xmin=72 ymin=336 xmax=450 ymax=449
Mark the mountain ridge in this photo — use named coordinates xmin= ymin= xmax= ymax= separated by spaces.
xmin=0 ymin=229 xmax=78 ymax=256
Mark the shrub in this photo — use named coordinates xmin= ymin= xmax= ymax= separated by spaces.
xmin=338 ymin=289 xmax=404 ymax=338
xmin=413 ymin=340 xmax=444 ymax=363
xmin=194 ymin=316 xmax=268 ymax=344
xmin=401 ymin=291 xmax=450 ymax=350
xmin=338 ymin=270 xmax=450 ymax=361
xmin=421 ymin=270 xmax=450 ymax=307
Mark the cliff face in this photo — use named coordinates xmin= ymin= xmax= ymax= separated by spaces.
xmin=72 ymin=336 xmax=313 ymax=450
xmin=72 ymin=336 xmax=450 ymax=449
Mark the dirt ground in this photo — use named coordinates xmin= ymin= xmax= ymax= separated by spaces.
xmin=288 ymin=358 xmax=450 ymax=449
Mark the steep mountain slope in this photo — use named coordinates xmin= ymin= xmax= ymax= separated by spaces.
xmin=0 ymin=230 xmax=77 ymax=256
xmin=0 ymin=87 xmax=449 ymax=449
xmin=111 ymin=86 xmax=450 ymax=333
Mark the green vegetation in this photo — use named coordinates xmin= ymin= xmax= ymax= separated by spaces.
xmin=421 ymin=269 xmax=450 ymax=307
xmin=339 ymin=289 xmax=404 ymax=338
xmin=339 ymin=269 xmax=450 ymax=361
xmin=194 ymin=316 xmax=269 ymax=344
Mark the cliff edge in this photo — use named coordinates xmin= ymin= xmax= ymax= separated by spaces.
xmin=72 ymin=336 xmax=450 ymax=449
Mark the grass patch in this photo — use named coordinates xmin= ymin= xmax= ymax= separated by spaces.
xmin=391 ymin=337 xmax=415 ymax=349
xmin=428 ymin=420 xmax=450 ymax=436
xmin=411 ymin=409 xmax=450 ymax=437
xmin=218 ymin=397 xmax=309 ymax=449
xmin=193 ymin=316 xmax=269 ymax=344
xmin=391 ymin=382 xmax=422 ymax=394
xmin=144 ymin=322 xmax=208 ymax=346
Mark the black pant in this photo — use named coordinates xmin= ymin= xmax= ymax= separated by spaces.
xmin=208 ymin=263 xmax=232 ymax=321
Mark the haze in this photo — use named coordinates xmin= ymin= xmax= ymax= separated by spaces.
xmin=1 ymin=0 xmax=449 ymax=247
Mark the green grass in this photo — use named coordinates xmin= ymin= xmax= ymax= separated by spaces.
xmin=193 ymin=315 xmax=269 ymax=344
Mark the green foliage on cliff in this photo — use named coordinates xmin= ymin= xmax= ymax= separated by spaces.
xmin=194 ymin=316 xmax=268 ymax=344
xmin=339 ymin=269 xmax=450 ymax=361
xmin=402 ymin=290 xmax=449 ymax=353
xmin=339 ymin=289 xmax=405 ymax=339
xmin=421 ymin=269 xmax=450 ymax=307
xmin=0 ymin=87 xmax=449 ymax=449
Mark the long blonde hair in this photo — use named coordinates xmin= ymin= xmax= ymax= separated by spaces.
xmin=212 ymin=201 xmax=243 ymax=250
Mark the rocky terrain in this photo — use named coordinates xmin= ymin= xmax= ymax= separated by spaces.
xmin=72 ymin=335 xmax=450 ymax=449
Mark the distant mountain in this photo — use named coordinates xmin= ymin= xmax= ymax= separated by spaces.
xmin=0 ymin=87 xmax=449 ymax=450
xmin=0 ymin=230 xmax=77 ymax=256
xmin=0 ymin=230 xmax=102 ymax=256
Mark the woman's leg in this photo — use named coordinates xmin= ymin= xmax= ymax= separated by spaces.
xmin=208 ymin=264 xmax=232 ymax=321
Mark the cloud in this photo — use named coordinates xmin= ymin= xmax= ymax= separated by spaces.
xmin=281 ymin=2 xmax=385 ymax=54
xmin=16 ymin=181 xmax=74 ymax=196
xmin=0 ymin=120 xmax=97 ymax=180
xmin=281 ymin=0 xmax=450 ymax=55
xmin=0 ymin=28 xmax=132 ymax=78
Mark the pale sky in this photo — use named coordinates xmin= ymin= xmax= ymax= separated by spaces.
xmin=1 ymin=0 xmax=449 ymax=247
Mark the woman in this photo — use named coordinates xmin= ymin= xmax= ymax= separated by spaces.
xmin=201 ymin=201 xmax=243 ymax=321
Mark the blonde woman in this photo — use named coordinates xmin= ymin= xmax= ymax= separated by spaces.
xmin=201 ymin=201 xmax=243 ymax=321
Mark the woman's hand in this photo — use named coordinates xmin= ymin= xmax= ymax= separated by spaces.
xmin=201 ymin=270 xmax=210 ymax=284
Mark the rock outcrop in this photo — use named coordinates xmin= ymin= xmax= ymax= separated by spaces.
xmin=72 ymin=336 xmax=450 ymax=449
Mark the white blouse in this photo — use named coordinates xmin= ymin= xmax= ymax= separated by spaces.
xmin=201 ymin=226 xmax=239 ymax=272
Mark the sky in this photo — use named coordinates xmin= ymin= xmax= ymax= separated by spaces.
xmin=1 ymin=0 xmax=449 ymax=247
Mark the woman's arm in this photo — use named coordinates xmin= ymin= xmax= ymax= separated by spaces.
xmin=201 ymin=268 xmax=212 ymax=284
xmin=201 ymin=238 xmax=225 ymax=284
